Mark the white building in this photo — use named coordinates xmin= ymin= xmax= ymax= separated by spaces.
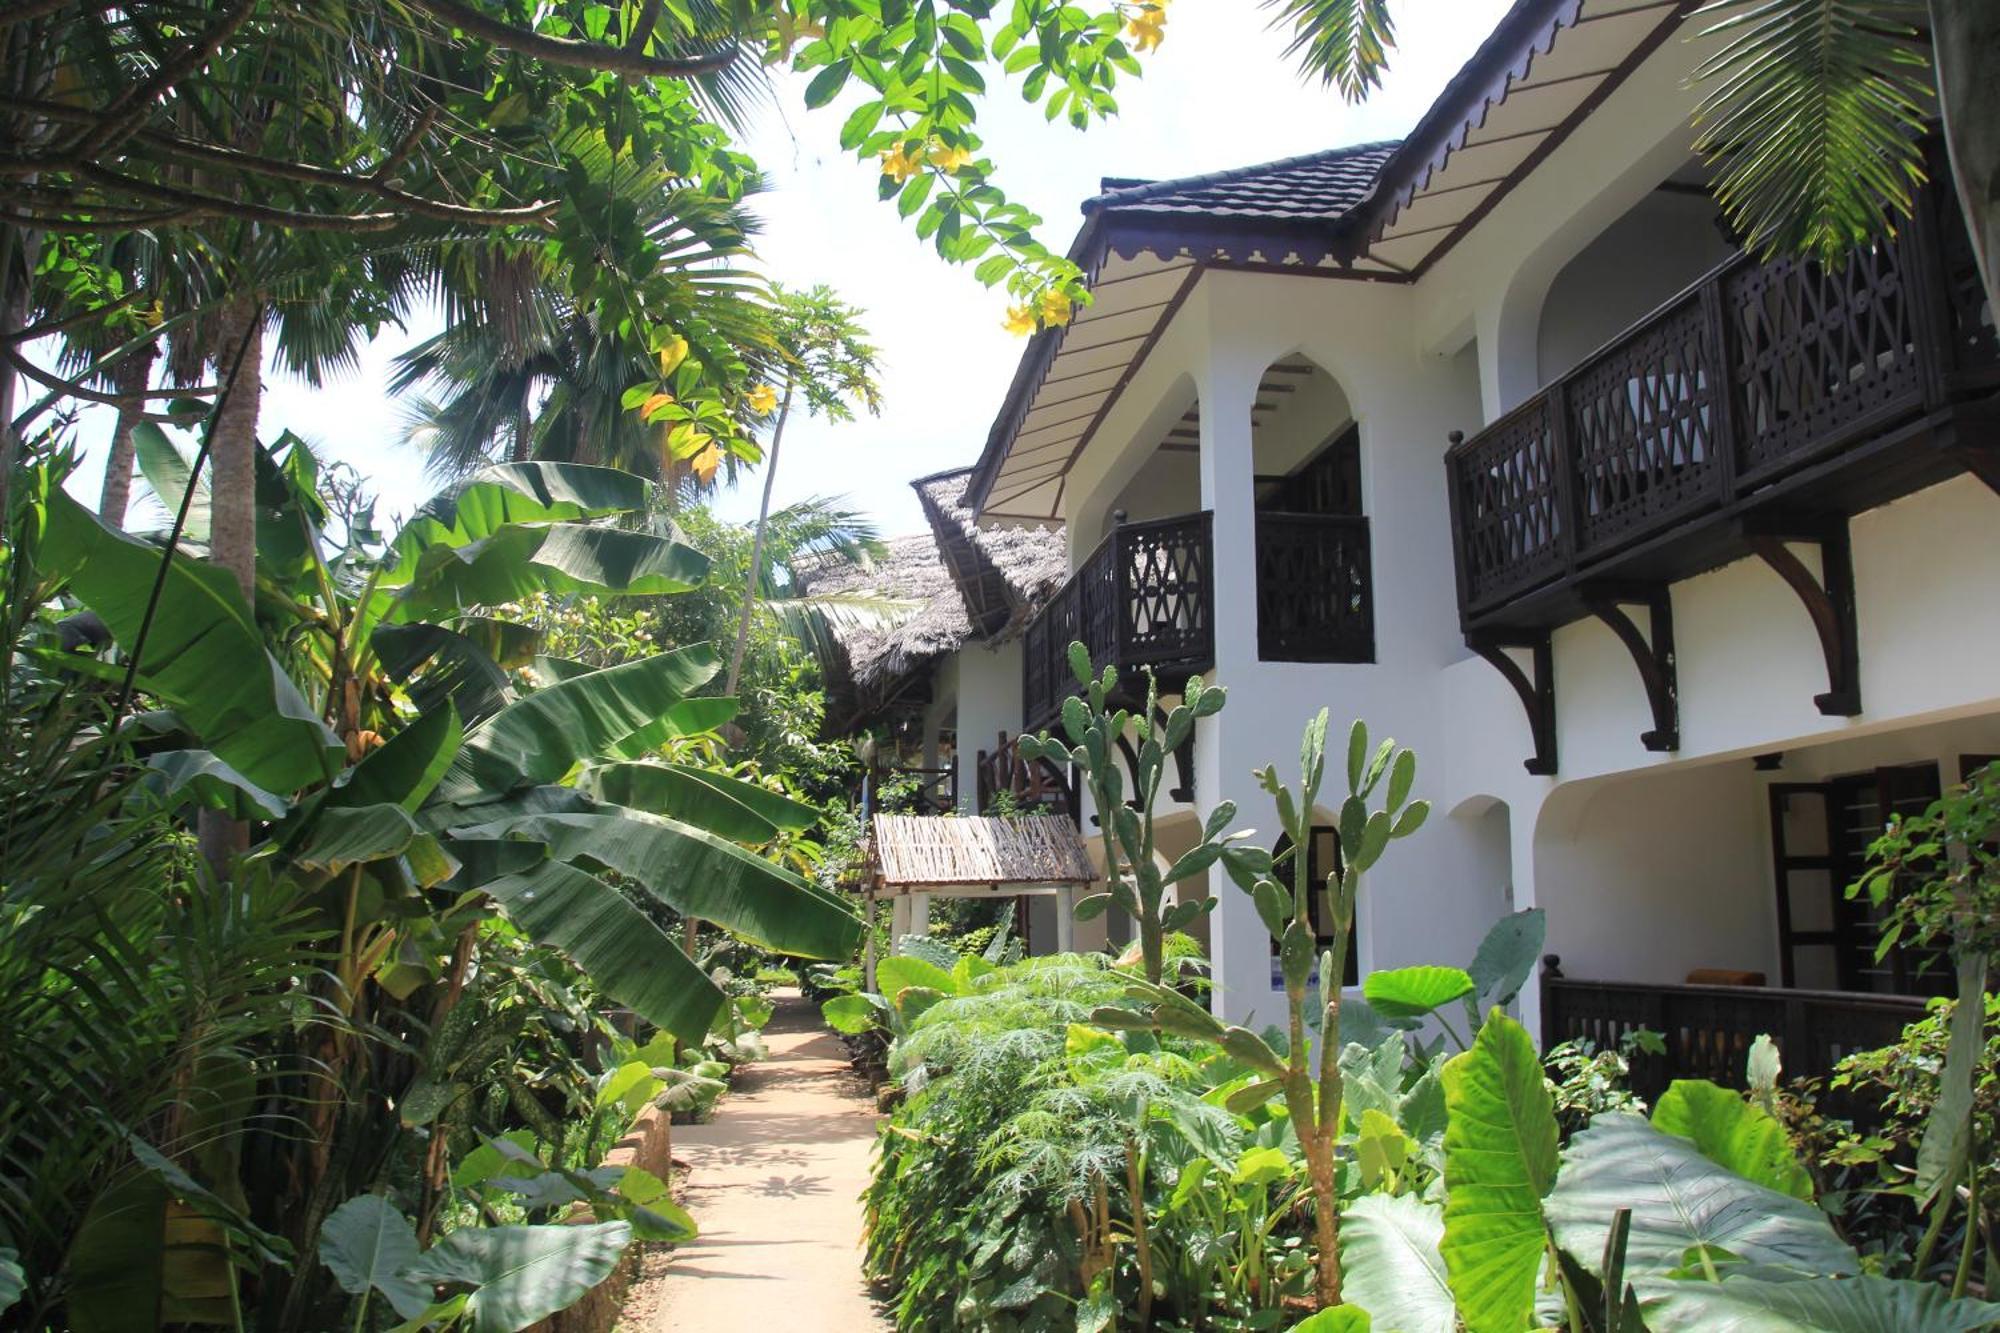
xmin=855 ymin=0 xmax=2000 ymax=1091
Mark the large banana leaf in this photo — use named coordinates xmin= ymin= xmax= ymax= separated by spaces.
xmin=380 ymin=462 xmax=650 ymax=585
xmin=609 ymin=696 xmax=739 ymax=757
xmin=1341 ymin=1192 xmax=1455 ymax=1333
xmin=131 ymin=422 xmax=210 ymax=541
xmin=482 ymin=859 xmax=724 ymax=1043
xmin=1545 ymin=1115 xmax=1857 ymax=1280
xmin=333 ymin=706 xmax=462 ymax=812
xmin=42 ymin=491 xmax=343 ymax=795
xmin=384 ymin=523 xmax=710 ymax=623
xmin=1633 ymin=1272 xmax=2000 ymax=1332
xmin=581 ymin=761 xmax=819 ymax=842
xmin=435 ymin=648 xmax=720 ymax=803
xmin=372 ymin=623 xmax=518 ymax=725
xmin=317 ymin=1195 xmax=431 ymax=1320
xmin=1651 ymin=1080 xmax=1812 ymax=1201
xmin=1439 ymin=1010 xmax=1558 ymax=1333
xmin=451 ymin=809 xmax=859 ymax=959
xmin=139 ymin=750 xmax=290 ymax=821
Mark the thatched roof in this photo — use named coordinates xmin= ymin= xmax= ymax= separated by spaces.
xmin=808 ymin=467 xmax=1067 ymax=724
xmin=912 ymin=467 xmax=1068 ymax=638
xmin=871 ymin=814 xmax=1098 ymax=889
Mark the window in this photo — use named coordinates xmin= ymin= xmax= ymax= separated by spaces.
xmin=1267 ymin=825 xmax=1360 ymax=988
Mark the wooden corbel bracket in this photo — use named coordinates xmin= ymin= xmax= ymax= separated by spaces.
xmin=1579 ymin=581 xmax=1679 ymax=752
xmin=1469 ymin=630 xmax=1557 ymax=776
xmin=1740 ymin=514 xmax=1861 ymax=717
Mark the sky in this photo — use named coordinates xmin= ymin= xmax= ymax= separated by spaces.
xmin=51 ymin=0 xmax=1514 ymax=539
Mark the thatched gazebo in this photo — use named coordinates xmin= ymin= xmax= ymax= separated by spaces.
xmin=862 ymin=813 xmax=1100 ymax=988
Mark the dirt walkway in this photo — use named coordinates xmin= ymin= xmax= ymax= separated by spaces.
xmin=620 ymin=990 xmax=891 ymax=1332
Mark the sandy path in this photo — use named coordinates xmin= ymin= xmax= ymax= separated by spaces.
xmin=620 ymin=991 xmax=892 ymax=1332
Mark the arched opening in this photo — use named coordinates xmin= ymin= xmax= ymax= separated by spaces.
xmin=1097 ymin=381 xmax=1202 ymax=546
xmin=1247 ymin=355 xmax=1374 ymax=663
xmin=1268 ymin=823 xmax=1360 ymax=988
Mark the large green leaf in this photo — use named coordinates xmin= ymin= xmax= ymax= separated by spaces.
xmin=386 ymin=524 xmax=709 ymax=623
xmin=436 ymin=648 xmax=720 ymax=803
xmin=608 ymin=695 xmax=740 ymax=757
xmin=0 ymin=1247 xmax=22 ymax=1316
xmin=582 ymin=761 xmax=819 ymax=841
xmin=1634 ymin=1272 xmax=2000 ymax=1331
xmin=451 ymin=808 xmax=859 ymax=959
xmin=139 ymin=750 xmax=290 ymax=820
xmin=1287 ymin=1309 xmax=1372 ymax=1332
xmin=372 ymin=623 xmax=517 ymax=725
xmin=1364 ymin=965 xmax=1474 ymax=1020
xmin=334 ymin=706 xmax=462 ymax=812
xmin=1465 ymin=908 xmax=1545 ymax=1012
xmin=1915 ymin=953 xmax=1987 ymax=1205
xmin=482 ymin=859 xmax=724 ymax=1044
xmin=1341 ymin=1193 xmax=1455 ymax=1333
xmin=291 ymin=804 xmax=422 ymax=875
xmin=42 ymin=491 xmax=343 ymax=794
xmin=131 ymin=422 xmax=210 ymax=541
xmin=65 ymin=1170 xmax=168 ymax=1333
xmin=1546 ymin=1115 xmax=1857 ymax=1280
xmin=318 ymin=1195 xmax=431 ymax=1320
xmin=876 ymin=955 xmax=960 ymax=1004
xmin=1439 ymin=1010 xmax=1558 ymax=1333
xmin=403 ymin=1221 xmax=631 ymax=1333
xmin=381 ymin=462 xmax=649 ymax=583
xmin=1651 ymin=1080 xmax=1812 ymax=1201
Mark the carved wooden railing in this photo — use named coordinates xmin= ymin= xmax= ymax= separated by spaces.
xmin=1023 ymin=511 xmax=1215 ymax=730
xmin=877 ymin=764 xmax=955 ymax=816
xmin=1254 ymin=512 xmax=1374 ymax=663
xmin=975 ymin=731 xmax=1081 ymax=823
xmin=1448 ymin=183 xmax=2000 ymax=621
xmin=1540 ymin=959 xmax=1927 ymax=1110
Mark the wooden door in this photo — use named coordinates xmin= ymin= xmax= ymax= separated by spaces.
xmin=1769 ymin=782 xmax=1839 ymax=990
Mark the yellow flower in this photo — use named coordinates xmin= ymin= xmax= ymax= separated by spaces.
xmin=1003 ymin=304 xmax=1037 ymax=337
xmin=1038 ymin=290 xmax=1073 ymax=327
xmin=880 ymin=142 xmax=922 ymax=183
xmin=747 ymin=382 xmax=779 ymax=414
xmin=928 ymin=139 xmax=973 ymax=174
xmin=1126 ymin=2 xmax=1166 ymax=52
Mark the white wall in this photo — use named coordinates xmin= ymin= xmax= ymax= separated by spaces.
xmin=951 ymin=638 xmax=1024 ymax=815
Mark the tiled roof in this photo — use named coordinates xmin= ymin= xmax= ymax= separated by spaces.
xmin=1083 ymin=141 xmax=1402 ymax=224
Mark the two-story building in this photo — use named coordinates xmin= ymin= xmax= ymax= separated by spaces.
xmin=860 ymin=0 xmax=2000 ymax=1089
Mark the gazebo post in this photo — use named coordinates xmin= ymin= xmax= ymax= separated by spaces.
xmin=1055 ymin=882 xmax=1076 ymax=954
xmin=891 ymin=892 xmax=912 ymax=950
xmin=909 ymin=890 xmax=930 ymax=939
xmin=863 ymin=886 xmax=879 ymax=994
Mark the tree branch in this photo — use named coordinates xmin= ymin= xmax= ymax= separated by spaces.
xmin=0 ymin=0 xmax=116 ymax=25
xmin=402 ymin=0 xmax=740 ymax=78
xmin=67 ymin=0 xmax=260 ymax=164
xmin=3 ymin=344 xmax=214 ymax=407
xmin=625 ymin=0 xmax=664 ymax=52
xmin=3 ymin=286 xmax=148 ymax=343
xmin=78 ymin=164 xmax=406 ymax=232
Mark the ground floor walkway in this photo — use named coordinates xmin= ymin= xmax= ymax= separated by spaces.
xmin=621 ymin=990 xmax=891 ymax=1332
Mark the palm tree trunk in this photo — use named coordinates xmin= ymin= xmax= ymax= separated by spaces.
xmin=197 ymin=297 xmax=263 ymax=874
xmin=725 ymin=381 xmax=794 ymax=697
xmin=98 ymin=341 xmax=158 ymax=527
xmin=1933 ymin=0 xmax=2000 ymax=322
xmin=511 ymin=378 xmax=531 ymax=463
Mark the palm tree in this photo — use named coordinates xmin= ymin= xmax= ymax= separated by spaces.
xmin=1266 ymin=0 xmax=1997 ymax=315
xmin=725 ymin=284 xmax=883 ymax=694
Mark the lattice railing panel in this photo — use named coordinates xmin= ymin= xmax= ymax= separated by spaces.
xmin=1726 ymin=239 xmax=1921 ymax=478
xmin=1570 ymin=296 xmax=1722 ymax=551
xmin=1117 ymin=515 xmax=1213 ymax=666
xmin=1255 ymin=513 xmax=1373 ymax=662
xmin=1450 ymin=399 xmax=1565 ymax=610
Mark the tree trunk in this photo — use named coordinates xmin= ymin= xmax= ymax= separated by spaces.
xmin=724 ymin=381 xmax=794 ymax=697
xmin=0 ymin=224 xmax=35 ymax=530
xmin=1932 ymin=0 xmax=2000 ymax=323
xmin=196 ymin=298 xmax=263 ymax=874
xmin=98 ymin=341 xmax=158 ymax=528
xmin=511 ymin=378 xmax=531 ymax=463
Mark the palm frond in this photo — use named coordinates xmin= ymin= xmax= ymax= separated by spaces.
xmin=1264 ymin=0 xmax=1397 ymax=103
xmin=1689 ymin=0 xmax=1933 ymax=263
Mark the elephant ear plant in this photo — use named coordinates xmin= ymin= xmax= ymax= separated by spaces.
xmin=1098 ymin=711 xmax=1428 ymax=1310
xmin=1016 ymin=641 xmax=1234 ymax=984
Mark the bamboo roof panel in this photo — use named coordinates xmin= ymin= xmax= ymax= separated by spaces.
xmin=870 ymin=814 xmax=1098 ymax=888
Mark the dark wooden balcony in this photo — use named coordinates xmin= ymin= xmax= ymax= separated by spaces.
xmin=1540 ymin=959 xmax=1925 ymax=1117
xmin=1255 ymin=512 xmax=1374 ymax=663
xmin=1023 ymin=512 xmax=1216 ymax=731
xmin=1447 ymin=184 xmax=2000 ymax=637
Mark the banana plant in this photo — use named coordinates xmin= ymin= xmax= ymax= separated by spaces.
xmin=1016 ymin=642 xmax=1233 ymax=984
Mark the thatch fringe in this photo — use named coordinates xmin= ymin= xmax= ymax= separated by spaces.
xmin=871 ymin=814 xmax=1098 ymax=888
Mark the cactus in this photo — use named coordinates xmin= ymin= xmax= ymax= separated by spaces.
xmin=1017 ymin=641 xmax=1237 ymax=984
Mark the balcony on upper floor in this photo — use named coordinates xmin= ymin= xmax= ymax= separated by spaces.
xmin=1447 ymin=181 xmax=2000 ymax=640
xmin=1021 ymin=507 xmax=1376 ymax=732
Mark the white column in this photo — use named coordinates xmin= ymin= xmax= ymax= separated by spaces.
xmin=1055 ymin=885 xmax=1076 ymax=954
xmin=891 ymin=893 xmax=911 ymax=948
xmin=863 ymin=892 xmax=879 ymax=993
xmin=909 ymin=890 xmax=930 ymax=938
xmin=1197 ymin=337 xmax=1278 ymax=1026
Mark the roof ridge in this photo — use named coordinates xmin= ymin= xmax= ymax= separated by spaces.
xmin=1082 ymin=139 xmax=1402 ymax=213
